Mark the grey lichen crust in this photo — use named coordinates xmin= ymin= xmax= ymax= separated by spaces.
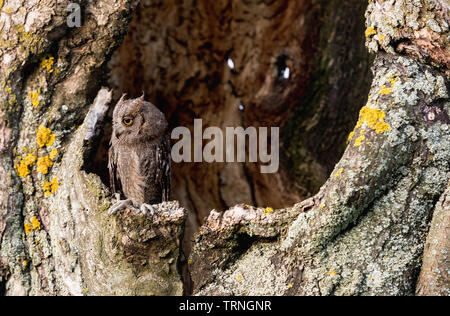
xmin=365 ymin=0 xmax=449 ymax=75
xmin=192 ymin=53 xmax=449 ymax=296
xmin=416 ymin=183 xmax=449 ymax=296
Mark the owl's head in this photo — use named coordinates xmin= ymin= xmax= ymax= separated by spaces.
xmin=112 ymin=94 xmax=168 ymax=145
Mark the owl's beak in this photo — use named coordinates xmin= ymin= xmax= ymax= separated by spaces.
xmin=114 ymin=130 xmax=122 ymax=139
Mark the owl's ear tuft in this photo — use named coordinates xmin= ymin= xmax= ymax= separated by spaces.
xmin=117 ymin=93 xmax=127 ymax=105
xmin=139 ymin=92 xmax=145 ymax=101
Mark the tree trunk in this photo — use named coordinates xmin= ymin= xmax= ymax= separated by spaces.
xmin=0 ymin=0 xmax=448 ymax=296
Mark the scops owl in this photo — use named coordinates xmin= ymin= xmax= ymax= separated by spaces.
xmin=108 ymin=94 xmax=171 ymax=215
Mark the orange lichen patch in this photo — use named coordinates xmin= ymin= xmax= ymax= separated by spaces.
xmin=365 ymin=26 xmax=377 ymax=38
xmin=374 ymin=121 xmax=391 ymax=134
xmin=379 ymin=85 xmax=393 ymax=95
xmin=36 ymin=125 xmax=55 ymax=148
xmin=16 ymin=160 xmax=31 ymax=177
xmin=380 ymin=75 xmax=398 ymax=95
xmin=352 ymin=106 xmax=391 ymax=141
xmin=15 ymin=153 xmax=37 ymax=178
xmin=49 ymin=148 xmax=58 ymax=161
xmin=24 ymin=223 xmax=33 ymax=234
xmin=8 ymin=94 xmax=16 ymax=106
xmin=31 ymin=216 xmax=41 ymax=230
xmin=237 ymin=275 xmax=243 ymax=281
xmin=41 ymin=56 xmax=54 ymax=73
xmin=36 ymin=155 xmax=53 ymax=175
xmin=29 ymin=90 xmax=40 ymax=107
xmin=347 ymin=131 xmax=355 ymax=142
xmin=263 ymin=207 xmax=274 ymax=215
xmin=354 ymin=135 xmax=366 ymax=147
xmin=334 ymin=168 xmax=344 ymax=178
xmin=24 ymin=153 xmax=37 ymax=166
xmin=43 ymin=177 xmax=59 ymax=196
xmin=388 ymin=77 xmax=398 ymax=86
xmin=328 ymin=270 xmax=337 ymax=277
xmin=24 ymin=216 xmax=41 ymax=234
xmin=356 ymin=107 xmax=385 ymax=129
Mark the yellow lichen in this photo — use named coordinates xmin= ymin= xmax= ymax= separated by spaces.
xmin=388 ymin=77 xmax=398 ymax=86
xmin=24 ymin=216 xmax=41 ymax=234
xmin=31 ymin=216 xmax=41 ymax=230
xmin=24 ymin=223 xmax=33 ymax=234
xmin=8 ymin=94 xmax=16 ymax=106
xmin=374 ymin=121 xmax=391 ymax=134
xmin=43 ymin=177 xmax=59 ymax=196
xmin=335 ymin=168 xmax=344 ymax=178
xmin=15 ymin=153 xmax=37 ymax=178
xmin=36 ymin=125 xmax=55 ymax=148
xmin=29 ymin=90 xmax=40 ymax=107
xmin=263 ymin=207 xmax=274 ymax=215
xmin=24 ymin=153 xmax=37 ymax=166
xmin=350 ymin=106 xmax=391 ymax=146
xmin=37 ymin=155 xmax=53 ymax=175
xmin=41 ymin=56 xmax=54 ymax=73
xmin=16 ymin=161 xmax=30 ymax=178
xmin=237 ymin=275 xmax=243 ymax=281
xmin=328 ymin=270 xmax=337 ymax=277
xmin=365 ymin=26 xmax=377 ymax=38
xmin=357 ymin=107 xmax=386 ymax=128
xmin=49 ymin=148 xmax=58 ymax=161
xmin=379 ymin=85 xmax=393 ymax=95
xmin=347 ymin=131 xmax=355 ymax=142
xmin=380 ymin=76 xmax=398 ymax=95
xmin=354 ymin=135 xmax=366 ymax=147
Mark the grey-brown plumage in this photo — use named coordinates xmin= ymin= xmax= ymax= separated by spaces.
xmin=108 ymin=94 xmax=171 ymax=215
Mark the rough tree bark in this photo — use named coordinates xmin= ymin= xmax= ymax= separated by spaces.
xmin=0 ymin=0 xmax=449 ymax=296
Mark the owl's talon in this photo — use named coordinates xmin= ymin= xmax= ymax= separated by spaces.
xmin=140 ymin=203 xmax=156 ymax=216
xmin=108 ymin=199 xmax=139 ymax=215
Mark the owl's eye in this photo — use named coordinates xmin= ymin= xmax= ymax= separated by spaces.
xmin=122 ymin=118 xmax=133 ymax=126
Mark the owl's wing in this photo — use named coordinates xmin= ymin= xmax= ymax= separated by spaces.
xmin=108 ymin=144 xmax=122 ymax=195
